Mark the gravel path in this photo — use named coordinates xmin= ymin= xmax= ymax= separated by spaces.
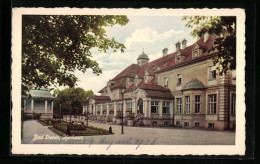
xmin=22 ymin=120 xmax=235 ymax=145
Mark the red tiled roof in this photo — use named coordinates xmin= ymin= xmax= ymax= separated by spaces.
xmin=145 ymin=90 xmax=174 ymax=99
xmin=92 ymin=95 xmax=111 ymax=100
xmin=98 ymin=86 xmax=107 ymax=93
xmin=112 ymin=64 xmax=140 ymax=80
xmin=91 ymin=95 xmax=111 ymax=104
xmin=110 ymin=77 xmax=127 ymax=89
xmin=140 ymin=83 xmax=170 ymax=92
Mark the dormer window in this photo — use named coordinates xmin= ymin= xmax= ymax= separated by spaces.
xmin=193 ymin=50 xmax=199 ymax=57
xmin=164 ymin=77 xmax=168 ymax=88
xmin=177 ymin=74 xmax=182 ymax=86
xmin=176 ymin=57 xmax=180 ymax=64
xmin=192 ymin=44 xmax=200 ymax=58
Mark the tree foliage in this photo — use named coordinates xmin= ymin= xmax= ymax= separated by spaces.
xmin=53 ymin=87 xmax=94 ymax=115
xmin=182 ymin=16 xmax=236 ymax=74
xmin=22 ymin=15 xmax=129 ymax=92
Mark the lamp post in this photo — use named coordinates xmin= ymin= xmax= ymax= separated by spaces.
xmin=121 ymin=102 xmax=124 ymax=134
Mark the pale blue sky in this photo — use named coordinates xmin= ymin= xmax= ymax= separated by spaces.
xmin=73 ymin=16 xmax=197 ymax=94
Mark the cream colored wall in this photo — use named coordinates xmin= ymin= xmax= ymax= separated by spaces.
xmin=158 ymin=58 xmax=220 ymax=92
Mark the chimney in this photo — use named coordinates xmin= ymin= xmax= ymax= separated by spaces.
xmin=175 ymin=42 xmax=181 ymax=51
xmin=182 ymin=39 xmax=187 ymax=49
xmin=162 ymin=47 xmax=168 ymax=57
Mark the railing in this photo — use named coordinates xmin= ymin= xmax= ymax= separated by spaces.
xmin=162 ymin=113 xmax=170 ymax=119
xmin=151 ymin=113 xmax=159 ymax=119
xmin=134 ymin=113 xmax=143 ymax=124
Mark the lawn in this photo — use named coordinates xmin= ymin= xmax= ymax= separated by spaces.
xmin=40 ymin=119 xmax=112 ymax=136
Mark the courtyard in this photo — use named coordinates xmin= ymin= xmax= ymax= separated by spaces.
xmin=22 ymin=120 xmax=235 ymax=145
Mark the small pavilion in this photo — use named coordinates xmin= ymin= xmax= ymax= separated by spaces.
xmin=22 ymin=88 xmax=54 ymax=119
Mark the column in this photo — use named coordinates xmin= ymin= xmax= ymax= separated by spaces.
xmin=106 ymin=103 xmax=109 ymax=116
xmin=123 ymin=100 xmax=126 ymax=116
xmin=51 ymin=101 xmax=53 ymax=113
xmin=148 ymin=100 xmax=151 ymax=118
xmin=45 ymin=100 xmax=48 ymax=113
xmin=159 ymin=100 xmax=163 ymax=117
xmin=170 ymin=100 xmax=174 ymax=119
xmin=100 ymin=103 xmax=103 ymax=116
xmin=133 ymin=99 xmax=137 ymax=116
xmin=114 ymin=102 xmax=117 ymax=117
xmin=143 ymin=99 xmax=147 ymax=117
xmin=31 ymin=99 xmax=34 ymax=113
xmin=93 ymin=104 xmax=96 ymax=115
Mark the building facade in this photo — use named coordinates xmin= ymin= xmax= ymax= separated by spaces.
xmin=22 ymin=88 xmax=54 ymax=119
xmin=83 ymin=32 xmax=236 ymax=130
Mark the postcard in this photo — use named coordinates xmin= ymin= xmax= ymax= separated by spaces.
xmin=11 ymin=8 xmax=245 ymax=155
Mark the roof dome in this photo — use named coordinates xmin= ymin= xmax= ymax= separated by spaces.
xmin=137 ymin=50 xmax=149 ymax=60
xmin=182 ymin=79 xmax=205 ymax=90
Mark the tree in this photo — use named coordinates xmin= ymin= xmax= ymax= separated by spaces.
xmin=53 ymin=88 xmax=94 ymax=117
xmin=22 ymin=15 xmax=129 ymax=93
xmin=182 ymin=16 xmax=236 ymax=74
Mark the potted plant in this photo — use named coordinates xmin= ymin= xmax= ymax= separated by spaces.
xmin=127 ymin=112 xmax=134 ymax=126
xmin=116 ymin=112 xmax=122 ymax=125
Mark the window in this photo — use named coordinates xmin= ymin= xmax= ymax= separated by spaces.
xmin=184 ymin=122 xmax=189 ymax=127
xmin=47 ymin=101 xmax=51 ymax=110
xmin=231 ymin=94 xmax=236 ymax=115
xmin=34 ymin=99 xmax=45 ymax=110
xmin=164 ymin=121 xmax=169 ymax=126
xmin=195 ymin=95 xmax=201 ymax=113
xmin=209 ymin=66 xmax=216 ymax=80
xmin=177 ymin=74 xmax=182 ymax=86
xmin=162 ymin=102 xmax=170 ymax=113
xmin=127 ymin=102 xmax=132 ymax=112
xmin=176 ymin=121 xmax=181 ymax=126
xmin=102 ymin=104 xmax=107 ymax=110
xmin=151 ymin=101 xmax=159 ymax=113
xmin=185 ymin=96 xmax=190 ymax=114
xmin=26 ymin=99 xmax=31 ymax=110
xmin=208 ymin=94 xmax=217 ymax=114
xmin=176 ymin=98 xmax=182 ymax=114
xmin=176 ymin=57 xmax=180 ymax=63
xmin=109 ymin=103 xmax=114 ymax=110
xmin=97 ymin=105 xmax=101 ymax=111
xmin=195 ymin=122 xmax=200 ymax=127
xmin=208 ymin=123 xmax=214 ymax=128
xmin=117 ymin=103 xmax=122 ymax=111
xmin=164 ymin=77 xmax=168 ymax=88
xmin=193 ymin=50 xmax=199 ymax=57
xmin=134 ymin=78 xmax=138 ymax=86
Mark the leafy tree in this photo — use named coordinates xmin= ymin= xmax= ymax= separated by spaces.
xmin=53 ymin=88 xmax=94 ymax=117
xmin=22 ymin=15 xmax=129 ymax=93
xmin=182 ymin=16 xmax=236 ymax=74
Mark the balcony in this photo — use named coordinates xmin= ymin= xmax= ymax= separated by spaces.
xmin=162 ymin=113 xmax=170 ymax=119
xmin=151 ymin=113 xmax=159 ymax=119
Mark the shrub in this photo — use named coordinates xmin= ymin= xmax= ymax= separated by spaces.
xmin=32 ymin=112 xmax=41 ymax=120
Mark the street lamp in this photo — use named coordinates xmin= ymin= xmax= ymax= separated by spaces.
xmin=121 ymin=102 xmax=124 ymax=134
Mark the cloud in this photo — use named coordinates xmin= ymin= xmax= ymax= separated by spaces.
xmin=124 ymin=27 xmax=185 ymax=49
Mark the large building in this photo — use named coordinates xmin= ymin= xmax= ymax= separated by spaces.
xmin=83 ymin=31 xmax=236 ymax=130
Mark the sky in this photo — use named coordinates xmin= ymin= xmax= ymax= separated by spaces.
xmin=71 ymin=16 xmax=197 ymax=94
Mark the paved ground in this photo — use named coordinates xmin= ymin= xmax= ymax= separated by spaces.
xmin=22 ymin=120 xmax=235 ymax=145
